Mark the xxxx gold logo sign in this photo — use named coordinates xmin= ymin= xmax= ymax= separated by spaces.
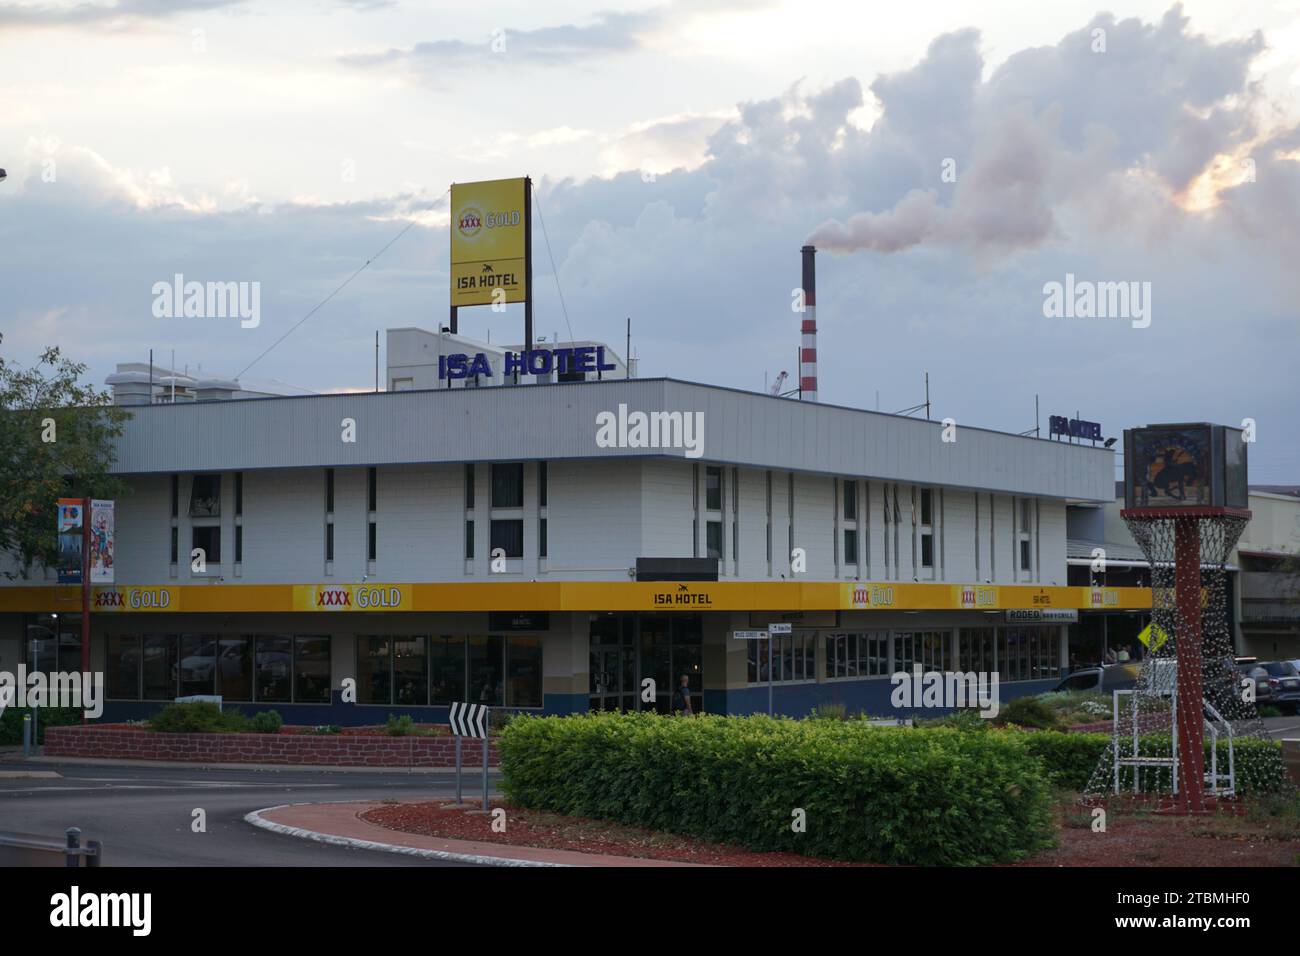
xmin=92 ymin=588 xmax=174 ymax=611
xmin=1091 ymin=588 xmax=1120 ymax=608
xmin=956 ymin=585 xmax=998 ymax=609
xmin=297 ymin=584 xmax=407 ymax=611
xmin=847 ymin=584 xmax=895 ymax=608
xmin=317 ymin=588 xmax=351 ymax=607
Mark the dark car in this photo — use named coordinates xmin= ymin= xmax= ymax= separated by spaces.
xmin=1054 ymin=662 xmax=1142 ymax=694
xmin=1237 ymin=661 xmax=1277 ymax=707
xmin=1252 ymin=661 xmax=1300 ymax=713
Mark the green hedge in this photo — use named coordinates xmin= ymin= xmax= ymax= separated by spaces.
xmin=0 ymin=706 xmax=83 ymax=745
xmin=1020 ymin=731 xmax=1288 ymax=793
xmin=148 ymin=701 xmax=281 ymax=734
xmin=498 ymin=712 xmax=1055 ymax=865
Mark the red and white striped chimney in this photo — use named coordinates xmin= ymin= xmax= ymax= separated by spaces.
xmin=799 ymin=244 xmax=818 ymax=402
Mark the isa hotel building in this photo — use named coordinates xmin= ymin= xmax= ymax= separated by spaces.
xmin=0 ymin=326 xmax=1149 ymax=723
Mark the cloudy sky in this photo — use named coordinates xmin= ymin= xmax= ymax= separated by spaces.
xmin=2 ymin=0 xmax=1298 ymax=481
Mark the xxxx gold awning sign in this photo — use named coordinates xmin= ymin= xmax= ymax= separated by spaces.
xmin=293 ymin=584 xmax=411 ymax=611
xmin=91 ymin=587 xmax=178 ymax=612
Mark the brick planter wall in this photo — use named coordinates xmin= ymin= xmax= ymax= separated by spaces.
xmin=44 ymin=725 xmax=500 ymax=768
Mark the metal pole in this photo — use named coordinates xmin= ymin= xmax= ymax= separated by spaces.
xmin=81 ymin=497 xmax=90 ymax=725
xmin=30 ymin=637 xmax=38 ymax=747
xmin=455 ymin=735 xmax=462 ymax=804
xmin=524 ymin=176 xmax=533 ymax=355
xmin=767 ymin=635 xmax=773 ymax=717
xmin=1174 ymin=517 xmax=1206 ymax=812
xmin=65 ymin=827 xmax=80 ymax=868
xmin=86 ymin=839 xmax=101 ymax=867
xmin=374 ymin=331 xmax=379 ymax=392
xmin=481 ymin=734 xmax=489 ymax=810
xmin=22 ymin=714 xmax=31 ymax=757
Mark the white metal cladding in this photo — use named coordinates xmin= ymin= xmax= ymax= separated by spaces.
xmin=106 ymin=378 xmax=1114 ymax=501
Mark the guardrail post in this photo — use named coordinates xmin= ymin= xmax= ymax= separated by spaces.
xmin=86 ymin=839 xmax=102 ymax=868
xmin=65 ymin=827 xmax=81 ymax=868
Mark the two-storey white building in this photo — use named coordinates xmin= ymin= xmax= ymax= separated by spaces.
xmin=0 ymin=331 xmax=1149 ymax=722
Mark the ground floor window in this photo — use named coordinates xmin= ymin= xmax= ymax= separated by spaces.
xmin=894 ymin=631 xmax=950 ymax=673
xmin=747 ymin=632 xmax=816 ymax=684
xmin=22 ymin=614 xmax=83 ymax=674
xmin=356 ymin=634 xmax=542 ymax=709
xmin=823 ymin=632 xmax=889 ymax=679
xmin=958 ymin=628 xmax=996 ymax=674
xmin=107 ymin=633 xmax=331 ymax=703
xmin=1000 ymin=626 xmax=1060 ymax=681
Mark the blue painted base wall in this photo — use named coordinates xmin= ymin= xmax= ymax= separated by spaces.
xmin=717 ymin=678 xmax=1057 ymax=719
xmin=101 ymin=681 xmax=1055 ymax=724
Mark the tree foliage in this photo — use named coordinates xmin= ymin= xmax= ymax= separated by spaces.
xmin=0 ymin=333 xmax=131 ymax=579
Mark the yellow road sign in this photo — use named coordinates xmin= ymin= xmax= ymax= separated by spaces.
xmin=1138 ymin=622 xmax=1169 ymax=651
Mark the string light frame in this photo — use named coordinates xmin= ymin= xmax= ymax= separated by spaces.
xmin=1086 ymin=421 xmax=1291 ymax=812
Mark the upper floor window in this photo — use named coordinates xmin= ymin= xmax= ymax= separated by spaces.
xmin=843 ymin=480 xmax=857 ymax=520
xmin=491 ymin=463 xmax=524 ymax=509
xmin=706 ymin=466 xmax=722 ymax=511
xmin=189 ymin=474 xmax=221 ymax=517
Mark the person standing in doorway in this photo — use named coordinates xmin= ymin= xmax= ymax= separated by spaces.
xmin=677 ymin=674 xmax=694 ymax=715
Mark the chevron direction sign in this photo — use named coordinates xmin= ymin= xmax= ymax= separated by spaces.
xmin=449 ymin=701 xmax=489 ymax=738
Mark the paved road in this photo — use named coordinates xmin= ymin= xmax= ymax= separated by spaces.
xmin=1259 ymin=716 xmax=1300 ymax=740
xmin=0 ymin=760 xmax=499 ymax=866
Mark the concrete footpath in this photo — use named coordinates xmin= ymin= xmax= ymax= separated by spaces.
xmin=248 ymin=801 xmax=701 ymax=867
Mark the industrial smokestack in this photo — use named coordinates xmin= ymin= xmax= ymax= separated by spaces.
xmin=799 ymin=244 xmax=818 ymax=402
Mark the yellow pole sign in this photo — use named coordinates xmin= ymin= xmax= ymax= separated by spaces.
xmin=450 ymin=177 xmax=528 ymax=308
xmin=1137 ymin=622 xmax=1169 ymax=651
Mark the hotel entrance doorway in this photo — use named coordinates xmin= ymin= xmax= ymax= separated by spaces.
xmin=588 ymin=612 xmax=703 ymax=714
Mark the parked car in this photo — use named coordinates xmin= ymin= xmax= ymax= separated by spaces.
xmin=1251 ymin=660 xmax=1300 ymax=714
xmin=1237 ymin=662 xmax=1276 ymax=707
xmin=1054 ymin=662 xmax=1142 ymax=694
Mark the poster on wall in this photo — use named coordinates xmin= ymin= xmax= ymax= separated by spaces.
xmin=56 ymin=497 xmax=83 ymax=585
xmin=89 ymin=499 xmax=115 ymax=584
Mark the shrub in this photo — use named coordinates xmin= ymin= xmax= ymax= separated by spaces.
xmin=498 ymin=712 xmax=1055 ymax=865
xmin=996 ymin=695 xmax=1060 ymax=730
xmin=149 ymin=701 xmax=248 ymax=733
xmin=808 ymin=702 xmax=847 ymax=722
xmin=1020 ymin=731 xmax=1289 ymax=794
xmin=915 ymin=708 xmax=989 ymax=732
xmin=310 ymin=724 xmax=342 ymax=735
xmin=385 ymin=714 xmax=416 ymax=737
xmin=0 ymin=706 xmax=83 ymax=745
xmin=250 ymin=710 xmax=283 ymax=734
xmin=1021 ymin=732 xmax=1110 ymax=790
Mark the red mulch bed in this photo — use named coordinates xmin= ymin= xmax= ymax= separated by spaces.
xmin=361 ymin=801 xmax=869 ymax=867
xmin=364 ymin=798 xmax=1300 ymax=867
xmin=1014 ymin=800 xmax=1300 ymax=867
